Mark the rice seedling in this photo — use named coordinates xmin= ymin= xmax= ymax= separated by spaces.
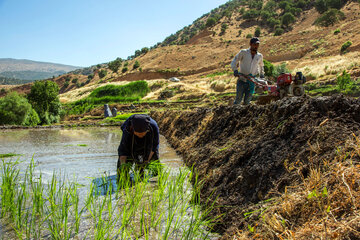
xmin=0 ymin=157 xmax=219 ymax=239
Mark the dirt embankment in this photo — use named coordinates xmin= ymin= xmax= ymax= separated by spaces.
xmin=151 ymin=95 xmax=360 ymax=238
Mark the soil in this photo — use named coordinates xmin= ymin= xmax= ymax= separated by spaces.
xmin=151 ymin=95 xmax=360 ymax=238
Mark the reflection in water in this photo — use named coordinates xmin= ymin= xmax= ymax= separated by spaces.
xmin=0 ymin=127 xmax=183 ymax=196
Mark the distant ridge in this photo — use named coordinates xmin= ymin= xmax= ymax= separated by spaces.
xmin=0 ymin=58 xmax=82 ymax=81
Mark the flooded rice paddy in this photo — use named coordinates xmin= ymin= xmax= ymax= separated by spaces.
xmin=0 ymin=127 xmax=218 ymax=239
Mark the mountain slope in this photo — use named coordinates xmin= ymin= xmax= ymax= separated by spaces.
xmin=0 ymin=58 xmax=82 ymax=80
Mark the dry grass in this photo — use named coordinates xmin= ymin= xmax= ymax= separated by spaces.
xmin=232 ymin=133 xmax=360 ymax=240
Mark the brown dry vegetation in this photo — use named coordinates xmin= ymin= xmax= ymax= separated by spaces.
xmin=151 ymin=95 xmax=360 ymax=239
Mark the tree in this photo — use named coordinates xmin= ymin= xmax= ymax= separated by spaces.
xmin=27 ymin=80 xmax=61 ymax=124
xmin=206 ymin=17 xmax=217 ymax=27
xmin=108 ymin=58 xmax=122 ymax=73
xmin=99 ymin=69 xmax=107 ymax=78
xmin=281 ymin=12 xmax=296 ymax=27
xmin=133 ymin=61 xmax=140 ymax=69
xmin=0 ymin=92 xmax=40 ymax=126
xmin=315 ymin=0 xmax=328 ymax=13
xmin=315 ymin=9 xmax=345 ymax=27
xmin=141 ymin=47 xmax=149 ymax=54
xmin=255 ymin=27 xmax=261 ymax=37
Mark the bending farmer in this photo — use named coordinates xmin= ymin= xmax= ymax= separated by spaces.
xmin=231 ymin=37 xmax=265 ymax=105
xmin=117 ymin=114 xmax=160 ymax=178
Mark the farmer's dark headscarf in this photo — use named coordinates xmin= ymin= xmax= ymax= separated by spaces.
xmin=131 ymin=114 xmax=150 ymax=132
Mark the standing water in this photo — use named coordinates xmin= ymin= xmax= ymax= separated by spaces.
xmin=0 ymin=127 xmax=218 ymax=239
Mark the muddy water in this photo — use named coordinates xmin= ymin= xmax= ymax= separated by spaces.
xmin=0 ymin=127 xmax=182 ymax=193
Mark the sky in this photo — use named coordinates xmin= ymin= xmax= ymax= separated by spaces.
xmin=0 ymin=0 xmax=228 ymax=67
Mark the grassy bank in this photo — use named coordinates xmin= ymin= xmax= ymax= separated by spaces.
xmin=0 ymin=158 xmax=218 ymax=239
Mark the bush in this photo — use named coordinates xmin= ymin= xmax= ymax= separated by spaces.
xmin=341 ymin=41 xmax=352 ymax=53
xmin=88 ymin=74 xmax=94 ymax=80
xmin=246 ymin=33 xmax=253 ymax=38
xmin=243 ymin=9 xmax=259 ymax=20
xmin=239 ymin=7 xmax=245 ymax=14
xmin=71 ymin=78 xmax=78 ymax=84
xmin=99 ymin=69 xmax=107 ymax=78
xmin=334 ymin=28 xmax=341 ymax=34
xmin=315 ymin=0 xmax=328 ymax=13
xmin=141 ymin=47 xmax=149 ymax=54
xmin=0 ymin=92 xmax=40 ymax=126
xmin=63 ymin=81 xmax=69 ymax=88
xmin=206 ymin=17 xmax=217 ymax=27
xmin=281 ymin=12 xmax=296 ymax=27
xmin=315 ymin=9 xmax=345 ymax=26
xmin=90 ymin=81 xmax=149 ymax=99
xmin=273 ymin=62 xmax=291 ymax=76
xmin=327 ymin=0 xmax=343 ymax=9
xmin=220 ymin=23 xmax=228 ymax=35
xmin=274 ymin=28 xmax=284 ymax=36
xmin=267 ymin=18 xmax=281 ymax=29
xmin=122 ymin=67 xmax=128 ymax=73
xmin=254 ymin=27 xmax=261 ymax=37
xmin=263 ymin=60 xmax=275 ymax=77
xmin=238 ymin=30 xmax=242 ymax=36
xmin=27 ymin=80 xmax=61 ymax=125
xmin=337 ymin=70 xmax=352 ymax=90
xmin=108 ymin=58 xmax=122 ymax=73
xmin=133 ymin=61 xmax=140 ymax=69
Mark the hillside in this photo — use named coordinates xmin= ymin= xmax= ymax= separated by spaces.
xmin=0 ymin=58 xmax=82 ymax=81
xmin=1 ymin=1 xmax=359 ymax=100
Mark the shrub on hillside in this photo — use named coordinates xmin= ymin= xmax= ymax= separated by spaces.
xmin=27 ymin=80 xmax=61 ymax=125
xmin=108 ymin=58 xmax=122 ymax=73
xmin=63 ymin=81 xmax=69 ymax=88
xmin=246 ymin=33 xmax=253 ymax=38
xmin=337 ymin=70 xmax=352 ymax=90
xmin=220 ymin=23 xmax=228 ymax=35
xmin=254 ymin=27 xmax=261 ymax=37
xmin=88 ymin=74 xmax=94 ymax=80
xmin=341 ymin=41 xmax=352 ymax=53
xmin=99 ymin=69 xmax=107 ymax=78
xmin=274 ymin=27 xmax=284 ymax=36
xmin=243 ymin=9 xmax=259 ymax=20
xmin=238 ymin=30 xmax=242 ymax=36
xmin=122 ymin=67 xmax=128 ymax=73
xmin=263 ymin=60 xmax=274 ymax=77
xmin=133 ymin=61 xmax=140 ymax=69
xmin=281 ymin=12 xmax=296 ymax=27
xmin=273 ymin=62 xmax=291 ymax=77
xmin=334 ymin=28 xmax=341 ymax=34
xmin=206 ymin=17 xmax=217 ymax=27
xmin=0 ymin=92 xmax=40 ymax=126
xmin=315 ymin=0 xmax=328 ymax=13
xmin=315 ymin=9 xmax=345 ymax=27
xmin=71 ymin=78 xmax=78 ymax=84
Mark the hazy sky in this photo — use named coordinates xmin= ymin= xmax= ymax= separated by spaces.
xmin=0 ymin=0 xmax=228 ymax=67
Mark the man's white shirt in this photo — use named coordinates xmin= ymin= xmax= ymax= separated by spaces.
xmin=231 ymin=48 xmax=264 ymax=76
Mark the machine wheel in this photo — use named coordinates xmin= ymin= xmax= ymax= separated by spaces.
xmin=293 ymin=86 xmax=304 ymax=96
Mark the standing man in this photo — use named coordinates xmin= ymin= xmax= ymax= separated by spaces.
xmin=117 ymin=114 xmax=160 ymax=179
xmin=231 ymin=37 xmax=265 ymax=105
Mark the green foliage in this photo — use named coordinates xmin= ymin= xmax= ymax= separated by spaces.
xmin=341 ymin=41 xmax=352 ymax=53
xmin=141 ymin=47 xmax=149 ymax=54
xmin=274 ymin=28 xmax=284 ymax=36
xmin=99 ymin=70 xmax=107 ymax=78
xmin=334 ymin=28 xmax=341 ymax=34
xmin=133 ymin=61 xmax=140 ymax=70
xmin=263 ymin=60 xmax=274 ymax=77
xmin=108 ymin=58 xmax=122 ymax=73
xmin=63 ymin=81 xmax=69 ymax=88
xmin=243 ymin=9 xmax=259 ymax=20
xmin=206 ymin=17 xmax=217 ymax=27
xmin=90 ymin=81 xmax=149 ymax=99
xmin=220 ymin=23 xmax=228 ymax=35
xmin=239 ymin=7 xmax=245 ymax=14
xmin=238 ymin=30 xmax=242 ymax=36
xmin=267 ymin=18 xmax=281 ymax=29
xmin=27 ymin=80 xmax=61 ymax=125
xmin=88 ymin=74 xmax=94 ymax=80
xmin=281 ymin=12 xmax=296 ymax=27
xmin=315 ymin=9 xmax=345 ymax=27
xmin=315 ymin=0 xmax=328 ymax=12
xmin=246 ymin=33 xmax=253 ymax=38
xmin=0 ymin=92 xmax=40 ymax=126
xmin=71 ymin=78 xmax=78 ymax=84
xmin=337 ymin=70 xmax=352 ymax=90
xmin=254 ymin=27 xmax=261 ymax=37
xmin=122 ymin=67 xmax=128 ymax=73
xmin=273 ymin=62 xmax=291 ymax=76
xmin=327 ymin=0 xmax=343 ymax=9
xmin=124 ymin=62 xmax=129 ymax=67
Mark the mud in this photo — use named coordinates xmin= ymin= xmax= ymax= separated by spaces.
xmin=151 ymin=95 xmax=360 ymax=237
